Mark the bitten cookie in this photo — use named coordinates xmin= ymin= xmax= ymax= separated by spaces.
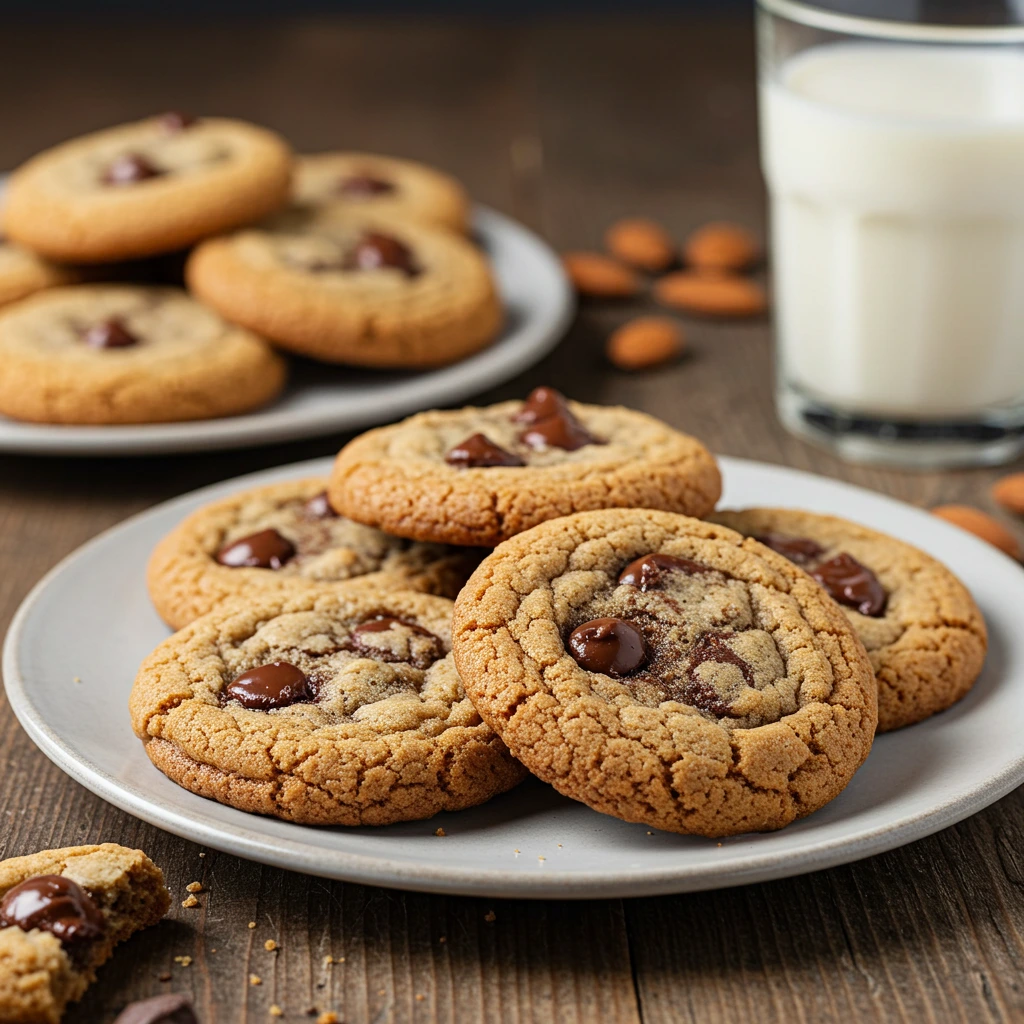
xmin=0 ymin=239 xmax=75 ymax=308
xmin=452 ymin=509 xmax=877 ymax=837
xmin=186 ymin=204 xmax=501 ymax=367
xmin=0 ymin=844 xmax=169 ymax=1024
xmin=130 ymin=590 xmax=527 ymax=826
xmin=147 ymin=477 xmax=481 ymax=630
xmin=3 ymin=113 xmax=292 ymax=263
xmin=329 ymin=387 xmax=723 ymax=547
xmin=710 ymin=508 xmax=988 ymax=732
xmin=294 ymin=152 xmax=470 ymax=233
xmin=0 ymin=284 xmax=287 ymax=425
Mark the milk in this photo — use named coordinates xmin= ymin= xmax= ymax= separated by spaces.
xmin=761 ymin=43 xmax=1024 ymax=419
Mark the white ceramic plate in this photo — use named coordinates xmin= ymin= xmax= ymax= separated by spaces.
xmin=0 ymin=206 xmax=573 ymax=456
xmin=5 ymin=456 xmax=1023 ymax=898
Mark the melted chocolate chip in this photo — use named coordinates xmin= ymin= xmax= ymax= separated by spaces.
xmin=351 ymin=615 xmax=443 ymax=669
xmin=811 ymin=553 xmax=887 ymax=617
xmin=0 ymin=875 xmax=105 ymax=946
xmin=345 ymin=232 xmax=418 ymax=275
xmin=754 ymin=532 xmax=825 ymax=566
xmin=303 ymin=491 xmax=337 ymax=519
xmin=338 ymin=175 xmax=397 ymax=197
xmin=568 ymin=617 xmax=647 ymax=677
xmin=682 ymin=631 xmax=753 ymax=717
xmin=159 ymin=110 xmax=196 ymax=133
xmin=103 ymin=153 xmax=163 ymax=185
xmin=82 ymin=317 xmax=138 ymax=349
xmin=216 ymin=529 xmax=295 ymax=570
xmin=113 ymin=994 xmax=198 ymax=1024
xmin=618 ymin=552 xmax=712 ymax=590
xmin=513 ymin=386 xmax=569 ymax=424
xmin=445 ymin=433 xmax=525 ymax=468
xmin=226 ymin=662 xmax=311 ymax=710
xmin=520 ymin=411 xmax=601 ymax=452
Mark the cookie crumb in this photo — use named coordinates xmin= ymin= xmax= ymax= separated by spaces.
xmin=72 ymin=676 xmax=81 ymax=683
xmin=158 ymin=971 xmax=172 ymax=982
xmin=513 ymin=849 xmax=520 ymax=855
xmin=317 ymin=1014 xmax=339 ymax=1024
xmin=250 ymin=974 xmax=262 ymax=986
xmin=416 ymin=993 xmax=426 ymax=1001
xmin=378 ymin=988 xmax=386 ymax=996
xmin=646 ymin=831 xmax=654 ymax=835
xmin=434 ymin=827 xmax=446 ymax=837
xmin=248 ymin=921 xmax=257 ymax=929
xmin=173 ymin=955 xmax=192 ymax=967
xmin=484 ymin=910 xmax=496 ymax=923
xmin=181 ymin=895 xmax=200 ymax=908
xmin=323 ymin=954 xmax=334 ymax=965
xmin=439 ymin=936 xmax=446 ymax=944
xmin=199 ymin=852 xmax=206 ymax=857
xmin=270 ymin=1006 xmax=283 ymax=1018
xmin=717 ymin=842 xmax=723 ymax=847
xmin=211 ymin=948 xmax=217 ymax=953
xmin=556 ymin=843 xmax=563 ymax=848
xmin=538 ymin=855 xmax=546 ymax=862
xmin=186 ymin=881 xmax=203 ymax=893
xmin=265 ymin=939 xmax=278 ymax=952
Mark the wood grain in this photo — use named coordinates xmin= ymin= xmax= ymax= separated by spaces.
xmin=0 ymin=13 xmax=1023 ymax=1024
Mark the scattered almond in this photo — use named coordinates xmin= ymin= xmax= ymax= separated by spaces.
xmin=604 ymin=217 xmax=675 ymax=272
xmin=931 ymin=504 xmax=1020 ymax=559
xmin=654 ymin=271 xmax=766 ymax=318
xmin=684 ymin=221 xmax=759 ymax=272
xmin=992 ymin=473 xmax=1024 ymax=514
xmin=607 ymin=316 xmax=684 ymax=371
xmin=562 ymin=251 xmax=640 ymax=298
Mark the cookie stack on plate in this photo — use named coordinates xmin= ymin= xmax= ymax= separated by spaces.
xmin=0 ymin=112 xmax=501 ymax=425
xmin=130 ymin=388 xmax=988 ymax=838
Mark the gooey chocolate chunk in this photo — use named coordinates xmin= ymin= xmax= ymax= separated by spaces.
xmin=0 ymin=874 xmax=105 ymax=946
xmin=303 ymin=491 xmax=337 ymax=519
xmin=682 ymin=631 xmax=753 ymax=718
xmin=513 ymin=386 xmax=570 ymax=424
xmin=811 ymin=553 xmax=887 ymax=617
xmin=103 ymin=153 xmax=163 ymax=185
xmin=753 ymin=532 xmax=825 ymax=566
xmin=113 ymin=993 xmax=198 ymax=1024
xmin=351 ymin=615 xmax=443 ymax=668
xmin=345 ymin=232 xmax=418 ymax=275
xmin=226 ymin=661 xmax=311 ymax=710
xmin=338 ymin=174 xmax=397 ymax=197
xmin=159 ymin=110 xmax=197 ymax=133
xmin=568 ymin=617 xmax=647 ymax=677
xmin=618 ymin=552 xmax=711 ymax=590
xmin=216 ymin=529 xmax=295 ymax=570
xmin=83 ymin=317 xmax=138 ymax=350
xmin=520 ymin=413 xmax=601 ymax=452
xmin=445 ymin=433 xmax=525 ymax=468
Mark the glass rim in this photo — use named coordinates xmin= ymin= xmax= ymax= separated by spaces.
xmin=757 ymin=0 xmax=1024 ymax=44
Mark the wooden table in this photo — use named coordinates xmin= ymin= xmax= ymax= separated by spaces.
xmin=1 ymin=13 xmax=1022 ymax=1023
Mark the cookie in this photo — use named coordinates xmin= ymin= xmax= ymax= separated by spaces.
xmin=452 ymin=509 xmax=877 ymax=837
xmin=329 ymin=387 xmax=723 ymax=547
xmin=709 ymin=508 xmax=988 ymax=732
xmin=0 ymin=284 xmax=287 ymax=425
xmin=147 ymin=476 xmax=482 ymax=630
xmin=0 ymin=844 xmax=169 ymax=1024
xmin=0 ymin=239 xmax=75 ymax=308
xmin=185 ymin=204 xmax=501 ymax=367
xmin=3 ymin=114 xmax=292 ymax=263
xmin=129 ymin=590 xmax=527 ymax=826
xmin=294 ymin=152 xmax=470 ymax=233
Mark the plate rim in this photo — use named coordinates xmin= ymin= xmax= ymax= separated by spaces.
xmin=0 ymin=205 xmax=574 ymax=457
xmin=5 ymin=454 xmax=1024 ymax=899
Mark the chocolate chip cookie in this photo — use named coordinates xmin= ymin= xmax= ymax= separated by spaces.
xmin=3 ymin=114 xmax=292 ymax=263
xmin=329 ymin=387 xmax=723 ymax=547
xmin=147 ymin=477 xmax=482 ymax=630
xmin=130 ymin=590 xmax=527 ymax=825
xmin=710 ymin=508 xmax=988 ymax=732
xmin=185 ymin=204 xmax=501 ymax=367
xmin=0 ymin=238 xmax=75 ymax=308
xmin=452 ymin=509 xmax=877 ymax=837
xmin=294 ymin=151 xmax=470 ymax=233
xmin=0 ymin=844 xmax=169 ymax=1024
xmin=0 ymin=284 xmax=287 ymax=425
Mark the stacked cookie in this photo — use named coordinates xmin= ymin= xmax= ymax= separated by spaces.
xmin=131 ymin=388 xmax=986 ymax=837
xmin=0 ymin=113 xmax=500 ymax=425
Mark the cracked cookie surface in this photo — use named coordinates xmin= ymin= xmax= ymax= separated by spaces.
xmin=186 ymin=204 xmax=501 ymax=367
xmin=130 ymin=589 xmax=526 ymax=825
xmin=710 ymin=508 xmax=987 ymax=732
xmin=294 ymin=151 xmax=470 ymax=233
xmin=452 ymin=508 xmax=877 ymax=837
xmin=0 ymin=284 xmax=286 ymax=424
xmin=147 ymin=477 xmax=482 ymax=629
xmin=0 ymin=844 xmax=168 ymax=1024
xmin=3 ymin=114 xmax=292 ymax=262
xmin=329 ymin=388 xmax=722 ymax=547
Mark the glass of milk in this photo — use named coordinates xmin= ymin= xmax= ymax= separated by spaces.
xmin=759 ymin=0 xmax=1024 ymax=467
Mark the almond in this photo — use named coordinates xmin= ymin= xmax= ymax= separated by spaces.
xmin=991 ymin=473 xmax=1024 ymax=515
xmin=605 ymin=218 xmax=675 ymax=272
xmin=607 ymin=316 xmax=685 ymax=371
xmin=684 ymin=221 xmax=759 ymax=272
xmin=561 ymin=251 xmax=640 ymax=298
xmin=931 ymin=504 xmax=1020 ymax=559
xmin=654 ymin=271 xmax=767 ymax=318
